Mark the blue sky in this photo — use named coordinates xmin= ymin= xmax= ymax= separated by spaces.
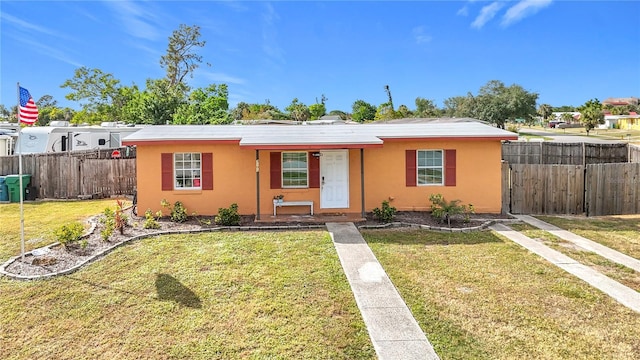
xmin=1 ymin=1 xmax=639 ymax=113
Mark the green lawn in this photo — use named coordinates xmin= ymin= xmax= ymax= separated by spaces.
xmin=0 ymin=200 xmax=118 ymax=260
xmin=521 ymin=125 xmax=640 ymax=141
xmin=509 ymin=223 xmax=640 ymax=292
xmin=363 ymin=229 xmax=640 ymax=360
xmin=537 ymin=215 xmax=640 ymax=260
xmin=0 ymin=202 xmax=374 ymax=359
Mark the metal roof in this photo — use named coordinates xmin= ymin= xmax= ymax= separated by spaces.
xmin=123 ymin=121 xmax=517 ymax=148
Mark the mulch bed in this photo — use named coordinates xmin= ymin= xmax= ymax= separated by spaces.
xmin=2 ymin=209 xmax=513 ymax=279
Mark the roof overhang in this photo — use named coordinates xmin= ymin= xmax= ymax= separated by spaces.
xmin=122 ymin=139 xmax=239 ymax=146
xmin=238 ymin=134 xmax=384 ymax=150
xmin=381 ymin=135 xmax=518 ymax=142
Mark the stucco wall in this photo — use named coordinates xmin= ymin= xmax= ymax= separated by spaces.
xmin=362 ymin=140 xmax=502 ymax=213
xmin=135 ymin=139 xmax=503 ymax=216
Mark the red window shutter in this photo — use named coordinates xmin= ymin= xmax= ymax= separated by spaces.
xmin=309 ymin=152 xmax=320 ymax=188
xmin=406 ymin=150 xmax=417 ymax=187
xmin=270 ymin=152 xmax=281 ymax=189
xmin=444 ymin=149 xmax=456 ymax=186
xmin=161 ymin=153 xmax=173 ymax=191
xmin=201 ymin=153 xmax=213 ymax=190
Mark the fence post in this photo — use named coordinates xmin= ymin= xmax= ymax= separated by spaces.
xmin=501 ymin=161 xmax=511 ymax=214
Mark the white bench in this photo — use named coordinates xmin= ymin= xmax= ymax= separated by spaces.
xmin=273 ymin=200 xmax=314 ymax=216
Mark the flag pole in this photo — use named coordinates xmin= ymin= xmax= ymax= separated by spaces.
xmin=17 ymin=82 xmax=25 ymax=261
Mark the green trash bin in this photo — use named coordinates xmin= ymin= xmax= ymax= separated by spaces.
xmin=0 ymin=176 xmax=7 ymax=202
xmin=5 ymin=175 xmax=31 ymax=203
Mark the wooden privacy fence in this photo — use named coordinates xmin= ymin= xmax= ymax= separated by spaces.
xmin=630 ymin=145 xmax=640 ymax=163
xmin=0 ymin=148 xmax=136 ymax=199
xmin=503 ymin=162 xmax=640 ymax=216
xmin=586 ymin=163 xmax=640 ymax=216
xmin=502 ymin=142 xmax=629 ymax=165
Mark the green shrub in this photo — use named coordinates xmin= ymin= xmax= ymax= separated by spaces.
xmin=215 ymin=203 xmax=241 ymax=226
xmin=372 ymin=200 xmax=397 ymax=223
xmin=100 ymin=207 xmax=115 ymax=242
xmin=162 ymin=199 xmax=189 ymax=223
xmin=100 ymin=200 xmax=129 ymax=241
xmin=143 ymin=209 xmax=161 ymax=229
xmin=429 ymin=193 xmax=474 ymax=227
xmin=54 ymin=222 xmax=85 ymax=248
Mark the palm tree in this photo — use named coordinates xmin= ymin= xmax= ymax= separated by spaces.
xmin=538 ymin=103 xmax=553 ymax=120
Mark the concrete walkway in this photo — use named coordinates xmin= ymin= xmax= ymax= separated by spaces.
xmin=326 ymin=222 xmax=439 ymax=360
xmin=515 ymin=215 xmax=640 ymax=273
xmin=490 ymin=223 xmax=640 ymax=313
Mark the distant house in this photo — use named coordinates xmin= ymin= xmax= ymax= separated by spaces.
xmin=551 ymin=112 xmax=581 ymax=122
xmin=600 ymin=115 xmax=640 ymax=130
xmin=602 ymin=97 xmax=639 ymax=107
xmin=123 ymin=121 xmax=517 ymax=218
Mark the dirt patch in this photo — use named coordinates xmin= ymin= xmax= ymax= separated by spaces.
xmin=362 ymin=211 xmax=511 ymax=229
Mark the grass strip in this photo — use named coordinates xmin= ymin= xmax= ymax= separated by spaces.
xmin=363 ymin=228 xmax=640 ymax=360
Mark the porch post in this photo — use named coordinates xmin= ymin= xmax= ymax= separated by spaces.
xmin=360 ymin=148 xmax=365 ymax=218
xmin=256 ymin=150 xmax=260 ymax=220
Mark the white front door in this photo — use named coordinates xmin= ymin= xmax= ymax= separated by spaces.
xmin=320 ymin=150 xmax=349 ymax=209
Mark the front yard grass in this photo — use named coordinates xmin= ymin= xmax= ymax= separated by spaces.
xmin=0 ymin=199 xmax=118 ymax=260
xmin=509 ymin=223 xmax=640 ymax=292
xmin=537 ymin=215 xmax=640 ymax=260
xmin=0 ymin=231 xmax=374 ymax=359
xmin=362 ymin=229 xmax=640 ymax=360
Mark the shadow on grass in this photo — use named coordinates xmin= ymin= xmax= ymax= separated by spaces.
xmin=155 ymin=273 xmax=202 ymax=309
xmin=361 ymin=229 xmax=504 ymax=246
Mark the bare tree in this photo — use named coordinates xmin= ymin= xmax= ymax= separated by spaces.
xmin=160 ymin=24 xmax=207 ymax=87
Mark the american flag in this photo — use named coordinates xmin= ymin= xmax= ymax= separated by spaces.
xmin=19 ymin=86 xmax=38 ymax=125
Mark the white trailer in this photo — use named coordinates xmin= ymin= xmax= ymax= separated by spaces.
xmin=14 ymin=124 xmax=142 ymax=155
xmin=0 ymin=134 xmax=16 ymax=156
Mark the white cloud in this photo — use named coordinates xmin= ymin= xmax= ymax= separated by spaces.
xmin=1 ymin=12 xmax=71 ymax=40
xmin=457 ymin=6 xmax=469 ymax=17
xmin=219 ymin=0 xmax=248 ymax=12
xmin=502 ymin=0 xmax=553 ymax=27
xmin=471 ymin=2 xmax=505 ymax=29
xmin=412 ymin=26 xmax=433 ymax=44
xmin=201 ymin=71 xmax=246 ymax=85
xmin=20 ymin=37 xmax=83 ymax=68
xmin=261 ymin=3 xmax=284 ymax=64
xmin=104 ymin=0 xmax=162 ymax=41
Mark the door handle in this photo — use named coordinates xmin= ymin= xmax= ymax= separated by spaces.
xmin=321 ymin=176 xmax=325 ymax=185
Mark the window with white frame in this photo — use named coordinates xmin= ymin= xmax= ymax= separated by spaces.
xmin=417 ymin=150 xmax=443 ymax=185
xmin=282 ymin=152 xmax=308 ymax=188
xmin=174 ymin=153 xmax=202 ymax=189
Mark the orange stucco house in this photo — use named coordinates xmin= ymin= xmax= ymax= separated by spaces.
xmin=122 ymin=120 xmax=517 ymax=219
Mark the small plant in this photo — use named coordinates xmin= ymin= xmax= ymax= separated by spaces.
xmin=100 ymin=207 xmax=115 ymax=241
xmin=143 ymin=209 xmax=161 ymax=229
xmin=372 ymin=200 xmax=397 ymax=223
xmin=100 ymin=200 xmax=129 ymax=241
xmin=429 ymin=193 xmax=474 ymax=227
xmin=161 ymin=199 xmax=189 ymax=223
xmin=215 ymin=203 xmax=241 ymax=226
xmin=54 ymin=222 xmax=85 ymax=248
xmin=463 ymin=204 xmax=475 ymax=224
xmin=114 ymin=199 xmax=128 ymax=235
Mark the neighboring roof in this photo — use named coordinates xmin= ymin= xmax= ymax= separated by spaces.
xmin=379 ymin=117 xmax=490 ymax=125
xmin=319 ymin=115 xmax=343 ymax=121
xmin=123 ymin=121 xmax=517 ymax=149
xmin=602 ymin=97 xmax=639 ymax=106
